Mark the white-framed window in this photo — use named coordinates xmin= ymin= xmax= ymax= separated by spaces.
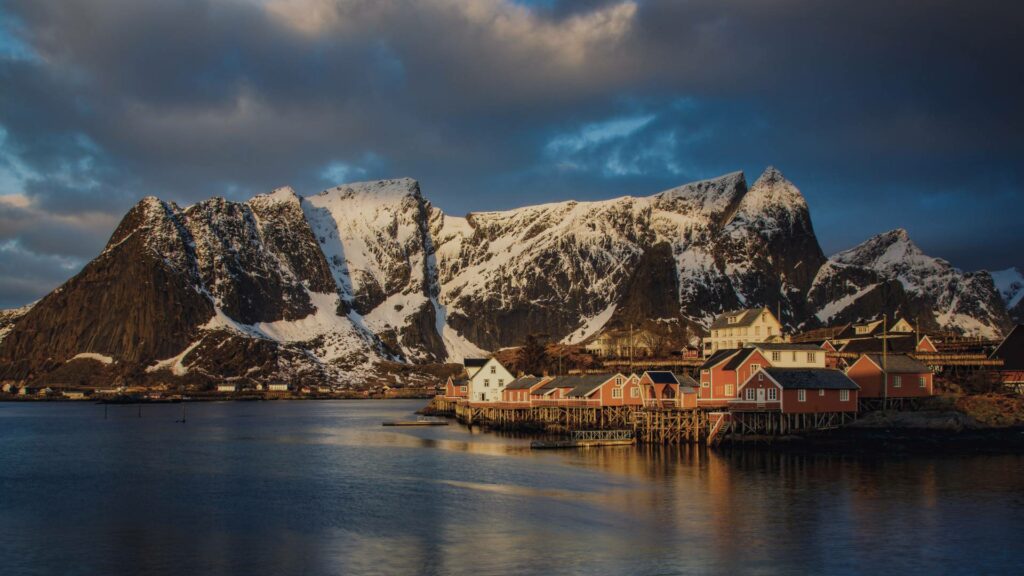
xmin=807 ymin=352 xmax=816 ymax=363
xmin=484 ymin=379 xmax=490 ymax=387
xmin=755 ymin=326 xmax=761 ymax=336
xmin=701 ymin=369 xmax=709 ymax=374
xmin=751 ymin=363 xmax=761 ymax=373
xmin=767 ymin=388 xmax=777 ymax=401
xmin=893 ymin=375 xmax=902 ymax=388
xmin=791 ymin=352 xmax=797 ymax=362
xmin=725 ymin=384 xmax=734 ymax=396
xmin=798 ymin=389 xmax=806 ymax=402
xmin=745 ymin=388 xmax=755 ymax=400
xmin=919 ymin=376 xmax=927 ymax=388
xmin=612 ymin=387 xmax=623 ymax=399
xmin=818 ymin=389 xmax=825 ymax=397
xmin=460 ymin=386 xmax=467 ymax=392
xmin=615 ymin=376 xmax=624 ymax=386
xmin=772 ymin=351 xmax=781 ymax=362
xmin=498 ymin=379 xmax=504 ymax=387
xmin=490 ymin=366 xmax=496 ymax=374
xmin=630 ymin=387 xmax=640 ymax=398
xmin=702 ymin=381 xmax=709 ymax=388
xmin=758 ymin=373 xmax=764 ymax=381
xmin=840 ymin=390 xmax=850 ymax=402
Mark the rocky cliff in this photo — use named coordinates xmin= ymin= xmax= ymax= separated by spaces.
xmin=0 ymin=168 xmax=1012 ymax=387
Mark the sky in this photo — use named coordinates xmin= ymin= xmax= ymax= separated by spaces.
xmin=0 ymin=0 xmax=1021 ymax=308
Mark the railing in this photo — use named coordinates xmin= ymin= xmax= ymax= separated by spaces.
xmin=570 ymin=429 xmax=634 ymax=441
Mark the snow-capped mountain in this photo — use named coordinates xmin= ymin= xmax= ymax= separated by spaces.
xmin=0 ymin=168 xmax=1013 ymax=387
xmin=808 ymin=229 xmax=1010 ymax=337
xmin=991 ymin=267 xmax=1024 ymax=323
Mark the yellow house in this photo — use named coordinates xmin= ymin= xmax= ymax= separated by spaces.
xmin=704 ymin=307 xmax=784 ymax=357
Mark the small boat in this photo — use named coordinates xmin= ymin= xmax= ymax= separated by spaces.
xmin=382 ymin=417 xmax=449 ymax=427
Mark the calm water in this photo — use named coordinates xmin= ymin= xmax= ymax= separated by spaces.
xmin=1 ymin=401 xmax=1023 ymax=575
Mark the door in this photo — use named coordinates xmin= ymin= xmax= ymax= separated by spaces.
xmin=756 ymin=388 xmax=766 ymax=403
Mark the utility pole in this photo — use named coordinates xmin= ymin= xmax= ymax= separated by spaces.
xmin=882 ymin=314 xmax=888 ymax=410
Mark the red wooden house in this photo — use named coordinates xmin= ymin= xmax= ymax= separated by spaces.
xmin=531 ymin=375 xmax=591 ymax=405
xmin=638 ymin=371 xmax=680 ymax=407
xmin=730 ymin=368 xmax=859 ymax=413
xmin=698 ymin=348 xmax=770 ymax=408
xmin=501 ymin=376 xmax=550 ymax=403
xmin=564 ymin=373 xmax=643 ymax=407
xmin=444 ymin=376 xmax=468 ymax=399
xmin=845 ymin=354 xmax=933 ymax=399
xmin=678 ymin=373 xmax=699 ymax=409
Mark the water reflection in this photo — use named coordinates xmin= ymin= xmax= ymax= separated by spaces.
xmin=1 ymin=400 xmax=1022 ymax=576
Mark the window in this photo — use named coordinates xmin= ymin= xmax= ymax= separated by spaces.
xmin=498 ymin=379 xmax=504 ymax=387
xmin=791 ymin=352 xmax=797 ymax=362
xmin=630 ymin=387 xmax=640 ymax=398
xmin=758 ymin=373 xmax=764 ymax=381
xmin=798 ymin=389 xmax=806 ymax=402
xmin=702 ymin=381 xmax=709 ymax=388
xmin=750 ymin=363 xmax=761 ymax=373
xmin=807 ymin=352 xmax=816 ymax=363
xmin=767 ymin=388 xmax=777 ymax=401
xmin=772 ymin=351 xmax=781 ymax=362
xmin=919 ymin=376 xmax=927 ymax=388
xmin=818 ymin=389 xmax=825 ymax=397
xmin=615 ymin=376 xmax=624 ymax=386
xmin=893 ymin=375 xmax=902 ymax=388
xmin=725 ymin=384 xmax=734 ymax=396
xmin=612 ymin=387 xmax=623 ymax=399
xmin=490 ymin=366 xmax=496 ymax=374
xmin=745 ymin=388 xmax=755 ymax=400
xmin=755 ymin=326 xmax=761 ymax=336
xmin=768 ymin=327 xmax=773 ymax=336
xmin=701 ymin=369 xmax=709 ymax=374
xmin=840 ymin=390 xmax=850 ymax=402
xmin=460 ymin=386 xmax=467 ymax=392
xmin=484 ymin=379 xmax=490 ymax=387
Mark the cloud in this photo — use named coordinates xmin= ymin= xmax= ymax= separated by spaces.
xmin=0 ymin=0 xmax=1021 ymax=307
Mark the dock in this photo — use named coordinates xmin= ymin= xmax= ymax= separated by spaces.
xmin=382 ymin=419 xmax=449 ymax=427
xmin=531 ymin=430 xmax=635 ymax=449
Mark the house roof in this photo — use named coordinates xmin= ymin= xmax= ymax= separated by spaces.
xmin=992 ymin=325 xmax=1024 ymax=371
xmin=643 ymin=371 xmax=679 ymax=385
xmin=839 ymin=336 xmax=916 ymax=354
xmin=678 ymin=373 xmax=699 ymax=388
xmin=505 ymin=376 xmax=546 ymax=390
xmin=755 ymin=343 xmax=824 ymax=352
xmin=863 ymin=354 xmax=930 ymax=374
xmin=762 ymin=368 xmax=859 ymax=390
xmin=463 ymin=358 xmax=489 ymax=368
xmin=700 ymin=348 xmax=739 ymax=370
xmin=555 ymin=374 xmax=617 ymax=398
xmin=710 ymin=308 xmax=768 ymax=330
xmin=723 ymin=348 xmax=757 ymax=371
xmin=449 ymin=378 xmax=468 ymax=386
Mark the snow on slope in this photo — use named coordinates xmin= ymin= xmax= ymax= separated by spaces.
xmin=991 ymin=267 xmax=1024 ymax=311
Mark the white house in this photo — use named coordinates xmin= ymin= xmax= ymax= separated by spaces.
xmin=267 ymin=383 xmax=289 ymax=392
xmin=467 ymin=358 xmax=515 ymax=403
xmin=216 ymin=383 xmax=238 ymax=393
xmin=704 ymin=307 xmax=784 ymax=357
xmin=753 ymin=343 xmax=826 ymax=368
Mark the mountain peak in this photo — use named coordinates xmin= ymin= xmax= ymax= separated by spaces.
xmin=250 ymin=186 xmax=300 ymax=206
xmin=315 ymin=177 xmax=421 ymax=204
xmin=753 ymin=165 xmax=787 ymax=187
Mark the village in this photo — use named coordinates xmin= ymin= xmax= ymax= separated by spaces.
xmin=427 ymin=307 xmax=1024 ymax=444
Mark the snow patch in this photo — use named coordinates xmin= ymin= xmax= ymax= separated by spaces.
xmin=68 ymin=352 xmax=114 ymax=365
xmin=563 ymin=303 xmax=617 ymax=344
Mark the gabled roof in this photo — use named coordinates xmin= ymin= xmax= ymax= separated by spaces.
xmin=643 ymin=371 xmax=679 ymax=385
xmin=678 ymin=373 xmax=699 ymax=388
xmin=700 ymin=348 xmax=739 ymax=370
xmin=505 ymin=376 xmax=546 ymax=390
xmin=463 ymin=358 xmax=489 ymax=368
xmin=991 ymin=325 xmax=1024 ymax=371
xmin=448 ymin=378 xmax=469 ymax=386
xmin=755 ymin=343 xmax=824 ymax=352
xmin=723 ymin=348 xmax=757 ymax=371
xmin=839 ymin=336 xmax=916 ymax=354
xmin=863 ymin=354 xmax=930 ymax=374
xmin=562 ymin=374 xmax=618 ymax=398
xmin=710 ymin=308 xmax=770 ymax=330
xmin=762 ymin=368 xmax=859 ymax=390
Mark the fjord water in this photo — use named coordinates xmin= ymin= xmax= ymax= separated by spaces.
xmin=2 ymin=401 xmax=1022 ymax=576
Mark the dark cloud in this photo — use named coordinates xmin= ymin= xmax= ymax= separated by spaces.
xmin=0 ymin=0 xmax=1022 ymax=307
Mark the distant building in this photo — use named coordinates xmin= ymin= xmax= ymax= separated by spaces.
xmin=704 ymin=307 xmax=783 ymax=357
xmin=638 ymin=371 xmax=679 ymax=408
xmin=216 ymin=383 xmax=238 ymax=393
xmin=752 ymin=343 xmax=826 ymax=368
xmin=564 ymin=373 xmax=642 ymax=407
xmin=444 ymin=376 xmax=469 ymax=399
xmin=699 ymin=348 xmax=771 ymax=408
xmin=463 ymin=358 xmax=489 ymax=379
xmin=845 ymin=354 xmax=933 ymax=399
xmin=267 ymin=383 xmax=289 ymax=392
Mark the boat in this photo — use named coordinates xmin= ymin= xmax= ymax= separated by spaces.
xmin=382 ymin=417 xmax=450 ymax=427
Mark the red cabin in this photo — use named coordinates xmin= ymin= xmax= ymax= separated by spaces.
xmin=698 ymin=348 xmax=770 ymax=408
xmin=444 ymin=376 xmax=468 ymax=399
xmin=731 ymin=368 xmax=859 ymax=413
xmin=845 ymin=354 xmax=933 ymax=399
xmin=501 ymin=376 xmax=550 ymax=403
xmin=565 ymin=373 xmax=643 ymax=407
xmin=638 ymin=371 xmax=680 ymax=407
